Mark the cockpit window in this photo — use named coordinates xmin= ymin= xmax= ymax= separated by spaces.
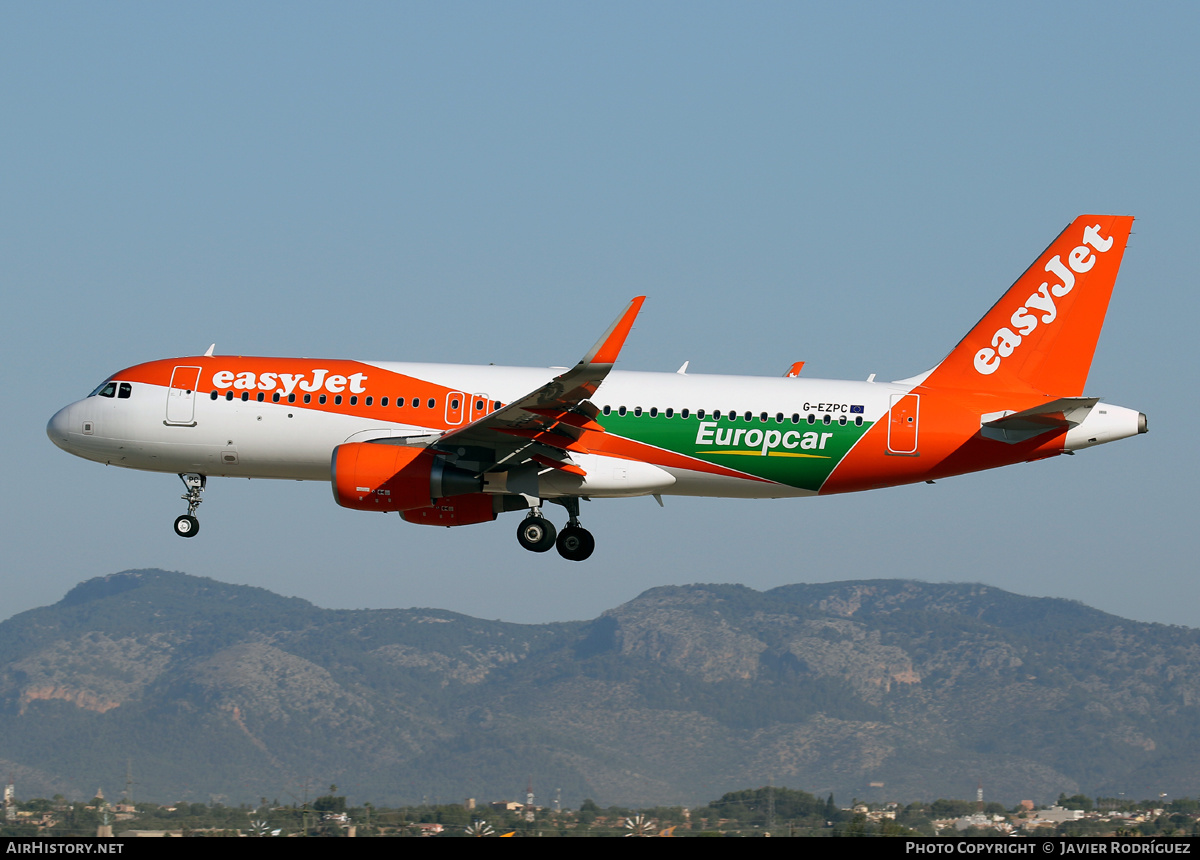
xmin=118 ymin=383 xmax=132 ymax=399
xmin=91 ymin=382 xmax=117 ymax=398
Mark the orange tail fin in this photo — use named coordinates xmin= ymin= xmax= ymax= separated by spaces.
xmin=924 ymin=215 xmax=1134 ymax=396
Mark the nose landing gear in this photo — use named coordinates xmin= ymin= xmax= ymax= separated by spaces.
xmin=174 ymin=473 xmax=206 ymax=538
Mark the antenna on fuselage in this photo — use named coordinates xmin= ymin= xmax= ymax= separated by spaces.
xmin=676 ymin=361 xmax=689 ymax=375
xmin=203 ymin=344 xmax=215 ymax=357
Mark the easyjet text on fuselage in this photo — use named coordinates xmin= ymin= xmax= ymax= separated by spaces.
xmin=210 ymin=369 xmax=369 ymax=397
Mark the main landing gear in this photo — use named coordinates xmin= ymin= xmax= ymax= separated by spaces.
xmin=173 ymin=473 xmax=206 ymax=538
xmin=515 ymin=498 xmax=595 ymax=562
xmin=516 ymin=513 xmax=556 ymax=553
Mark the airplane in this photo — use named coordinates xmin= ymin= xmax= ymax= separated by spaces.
xmin=47 ymin=215 xmax=1146 ymax=561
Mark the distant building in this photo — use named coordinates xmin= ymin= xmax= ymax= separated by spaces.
xmin=1039 ymin=806 xmax=1084 ymax=823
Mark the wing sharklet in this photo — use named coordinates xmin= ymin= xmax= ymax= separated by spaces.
xmin=580 ymin=296 xmax=646 ymax=366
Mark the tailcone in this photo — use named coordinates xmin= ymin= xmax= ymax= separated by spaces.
xmin=1063 ymin=403 xmax=1144 ymax=451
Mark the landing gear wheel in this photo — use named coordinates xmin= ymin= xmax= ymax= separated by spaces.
xmin=173 ymin=515 xmax=200 ymax=538
xmin=516 ymin=516 xmax=557 ymax=553
xmin=555 ymin=525 xmax=595 ymax=562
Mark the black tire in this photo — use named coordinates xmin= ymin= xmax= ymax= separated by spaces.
xmin=516 ymin=516 xmax=556 ymax=552
xmin=555 ymin=525 xmax=595 ymax=561
xmin=173 ymin=515 xmax=199 ymax=538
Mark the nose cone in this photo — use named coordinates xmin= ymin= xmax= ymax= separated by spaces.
xmin=47 ymin=404 xmax=73 ymax=451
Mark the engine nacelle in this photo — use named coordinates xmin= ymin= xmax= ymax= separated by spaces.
xmin=331 ymin=442 xmax=481 ymax=512
xmin=401 ymin=494 xmax=497 ymax=527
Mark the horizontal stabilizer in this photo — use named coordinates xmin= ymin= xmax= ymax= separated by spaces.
xmin=980 ymin=397 xmax=1098 ymax=444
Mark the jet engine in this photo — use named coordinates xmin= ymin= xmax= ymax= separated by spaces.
xmin=331 ymin=442 xmax=481 ymax=513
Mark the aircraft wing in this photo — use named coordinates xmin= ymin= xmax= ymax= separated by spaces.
xmin=980 ymin=397 xmax=1098 ymax=444
xmin=431 ymin=297 xmax=646 ymax=475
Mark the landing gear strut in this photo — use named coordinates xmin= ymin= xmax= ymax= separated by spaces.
xmin=174 ymin=473 xmax=206 ymax=538
xmin=551 ymin=497 xmax=595 ymax=562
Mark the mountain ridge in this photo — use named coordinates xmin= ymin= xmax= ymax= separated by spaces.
xmin=0 ymin=570 xmax=1196 ymax=807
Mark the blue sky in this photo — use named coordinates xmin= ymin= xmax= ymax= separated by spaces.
xmin=3 ymin=2 xmax=1195 ymax=627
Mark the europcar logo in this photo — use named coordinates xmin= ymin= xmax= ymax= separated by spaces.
xmin=694 ymin=422 xmax=834 ymax=457
xmin=973 ymin=223 xmax=1114 ymax=376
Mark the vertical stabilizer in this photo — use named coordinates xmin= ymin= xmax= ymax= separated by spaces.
xmin=924 ymin=215 xmax=1133 ymax=396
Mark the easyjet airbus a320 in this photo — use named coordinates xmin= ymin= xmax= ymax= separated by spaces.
xmin=48 ymin=216 xmax=1146 ymax=560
